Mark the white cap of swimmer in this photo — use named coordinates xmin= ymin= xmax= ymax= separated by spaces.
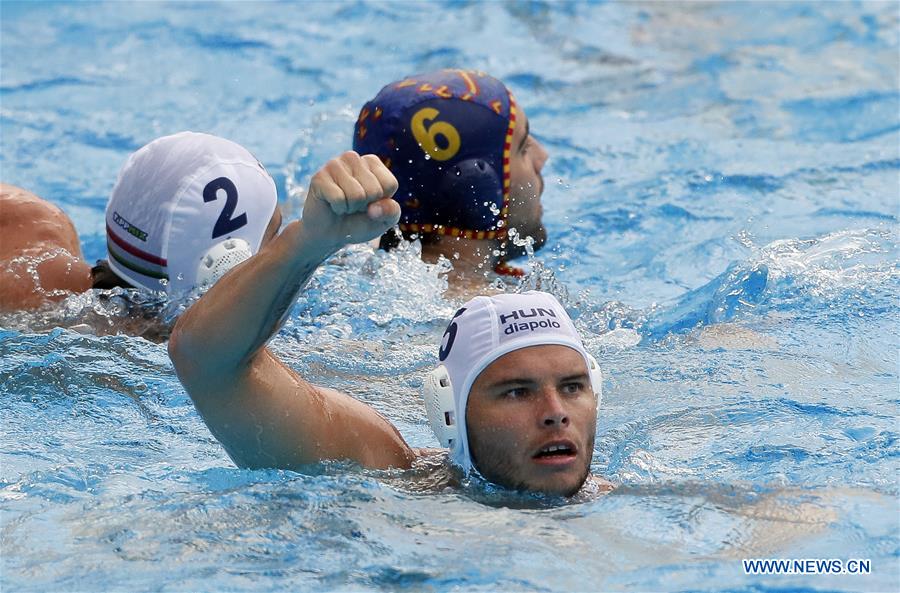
xmin=104 ymin=131 xmax=277 ymax=296
xmin=422 ymin=291 xmax=603 ymax=474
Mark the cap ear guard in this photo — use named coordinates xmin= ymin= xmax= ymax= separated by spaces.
xmin=422 ymin=365 xmax=459 ymax=448
xmin=195 ymin=238 xmax=252 ymax=290
xmin=436 ymin=158 xmax=504 ymax=231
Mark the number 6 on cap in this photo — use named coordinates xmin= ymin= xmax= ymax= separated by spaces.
xmin=411 ymin=107 xmax=461 ymax=161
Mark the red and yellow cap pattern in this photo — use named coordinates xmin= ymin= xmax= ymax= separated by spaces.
xmin=354 ymin=69 xmax=516 ymax=245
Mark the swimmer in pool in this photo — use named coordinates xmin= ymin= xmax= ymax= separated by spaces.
xmin=169 ymin=151 xmax=610 ymax=497
xmin=1 ymin=132 xmax=282 ymax=332
xmin=0 ymin=184 xmax=94 ymax=310
xmin=353 ymin=69 xmax=549 ymax=281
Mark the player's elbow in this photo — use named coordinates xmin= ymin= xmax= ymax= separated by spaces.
xmin=167 ymin=314 xmax=199 ymax=380
xmin=168 ymin=308 xmax=249 ymax=392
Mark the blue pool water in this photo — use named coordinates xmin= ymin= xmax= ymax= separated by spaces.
xmin=1 ymin=1 xmax=898 ymax=591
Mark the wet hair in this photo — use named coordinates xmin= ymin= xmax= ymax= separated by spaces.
xmin=378 ymin=227 xmax=438 ymax=251
xmin=90 ymin=259 xmax=133 ymax=290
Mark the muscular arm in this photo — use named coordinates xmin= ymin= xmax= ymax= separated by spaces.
xmin=168 ymin=152 xmax=414 ymax=470
xmin=0 ymin=184 xmax=92 ymax=311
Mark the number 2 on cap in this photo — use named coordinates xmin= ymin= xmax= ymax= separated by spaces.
xmin=411 ymin=107 xmax=461 ymax=161
xmin=203 ymin=177 xmax=248 ymax=239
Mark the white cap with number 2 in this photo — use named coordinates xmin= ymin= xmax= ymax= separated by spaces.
xmin=104 ymin=131 xmax=277 ymax=297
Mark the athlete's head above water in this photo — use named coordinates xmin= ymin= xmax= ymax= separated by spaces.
xmin=424 ymin=291 xmax=602 ymax=496
xmin=100 ymin=131 xmax=282 ymax=297
xmin=353 ymin=69 xmax=549 ymax=274
xmin=2 ymin=133 xmax=283 ymax=335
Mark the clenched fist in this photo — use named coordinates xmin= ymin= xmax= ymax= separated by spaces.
xmin=301 ymin=151 xmax=401 ymax=252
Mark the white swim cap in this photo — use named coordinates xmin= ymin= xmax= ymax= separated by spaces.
xmin=422 ymin=291 xmax=602 ymax=474
xmin=104 ymin=131 xmax=278 ymax=296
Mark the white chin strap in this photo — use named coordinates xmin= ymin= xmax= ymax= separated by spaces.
xmin=195 ymin=238 xmax=253 ymax=290
xmin=422 ymin=353 xmax=603 ymax=456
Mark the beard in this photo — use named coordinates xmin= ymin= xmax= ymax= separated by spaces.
xmin=469 ymin=430 xmax=594 ymax=497
xmin=504 ymin=222 xmax=547 ymax=259
xmin=504 ymin=176 xmax=547 ymax=259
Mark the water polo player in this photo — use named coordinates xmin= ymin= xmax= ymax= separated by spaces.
xmin=353 ymin=69 xmax=549 ymax=279
xmin=169 ymin=151 xmax=610 ymax=497
xmin=2 ymin=132 xmax=281 ymax=319
xmin=1 ymin=183 xmax=93 ymax=310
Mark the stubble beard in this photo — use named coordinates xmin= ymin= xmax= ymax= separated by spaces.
xmin=504 ymin=224 xmax=547 ymax=259
xmin=504 ymin=178 xmax=547 ymax=259
xmin=469 ymin=431 xmax=595 ymax=497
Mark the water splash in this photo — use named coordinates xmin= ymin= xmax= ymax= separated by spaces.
xmin=509 ymin=227 xmax=568 ymax=300
xmin=2 ymin=247 xmax=82 ymax=301
xmin=0 ymin=286 xmax=172 ymax=341
xmin=758 ymin=227 xmax=898 ymax=303
xmin=283 ymin=107 xmax=359 ymax=220
xmin=642 ymin=227 xmax=898 ymax=340
xmin=283 ymin=239 xmax=455 ymax=342
xmin=505 ymin=227 xmax=644 ymax=344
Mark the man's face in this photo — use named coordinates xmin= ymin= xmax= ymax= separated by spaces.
xmin=465 ymin=344 xmax=597 ymax=497
xmin=505 ymin=108 xmax=549 ymax=257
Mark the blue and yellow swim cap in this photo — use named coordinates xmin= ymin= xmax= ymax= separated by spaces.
xmin=353 ymin=69 xmax=517 ymax=243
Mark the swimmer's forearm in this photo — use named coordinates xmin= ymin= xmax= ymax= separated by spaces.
xmin=248 ymin=220 xmax=333 ymax=355
xmin=171 ymin=218 xmax=334 ymax=372
xmin=172 ymin=151 xmax=399 ymax=383
xmin=169 ymin=152 xmax=410 ymax=473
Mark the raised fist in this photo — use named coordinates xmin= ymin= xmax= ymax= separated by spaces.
xmin=302 ymin=151 xmax=401 ymax=251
